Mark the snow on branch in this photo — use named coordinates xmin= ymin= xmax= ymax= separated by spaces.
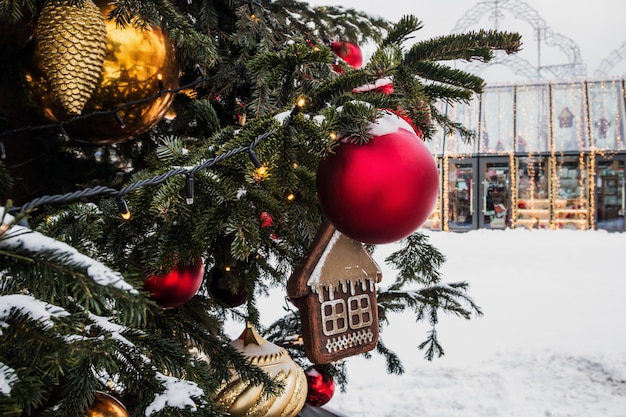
xmin=0 ymin=294 xmax=70 ymax=336
xmin=0 ymin=362 xmax=18 ymax=396
xmin=144 ymin=372 xmax=204 ymax=416
xmin=0 ymin=208 xmax=137 ymax=294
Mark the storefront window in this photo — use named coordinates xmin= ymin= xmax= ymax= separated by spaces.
xmin=516 ymin=157 xmax=550 ymax=229
xmin=443 ymin=98 xmax=479 ymax=156
xmin=447 ymin=161 xmax=476 ymax=230
xmin=596 ymin=159 xmax=625 ymax=231
xmin=516 ymin=84 xmax=550 ymax=153
xmin=554 ymin=156 xmax=589 ymax=229
xmin=588 ymin=80 xmax=626 ymax=152
xmin=552 ymin=82 xmax=589 ymax=152
xmin=481 ymin=161 xmax=511 ymax=229
xmin=480 ymin=87 xmax=514 ymax=154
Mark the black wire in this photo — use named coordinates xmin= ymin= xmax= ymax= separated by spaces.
xmin=10 ymin=121 xmax=282 ymax=215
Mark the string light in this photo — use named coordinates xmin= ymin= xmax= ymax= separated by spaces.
xmin=248 ymin=149 xmax=263 ymax=169
xmin=442 ymin=154 xmax=449 ymax=232
xmin=286 ymin=193 xmax=296 ymax=202
xmin=509 ymin=151 xmax=517 ymax=229
xmin=11 ymin=126 xmax=280 ymax=215
xmin=116 ymin=197 xmax=131 ymax=220
xmin=588 ymin=152 xmax=596 ymax=229
xmin=252 ymin=165 xmax=270 ymax=182
xmin=185 ymin=173 xmax=195 ymax=205
xmin=113 ymin=112 xmax=126 ymax=129
xmin=8 ymin=92 xmax=315 ymax=216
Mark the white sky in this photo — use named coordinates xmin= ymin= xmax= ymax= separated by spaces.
xmin=305 ymin=0 xmax=626 ymax=82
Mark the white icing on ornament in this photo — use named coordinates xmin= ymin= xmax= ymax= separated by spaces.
xmin=306 ymin=230 xmax=341 ymax=298
xmin=305 ymin=229 xmax=381 ymax=303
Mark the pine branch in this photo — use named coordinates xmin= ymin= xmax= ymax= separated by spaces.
xmin=384 ymin=232 xmax=446 ymax=288
xmin=375 ymin=337 xmax=405 ymax=375
xmin=409 ymin=60 xmax=487 ymax=94
xmin=380 ymin=14 xmax=423 ymax=48
xmin=430 ymin=105 xmax=477 ymax=143
xmin=407 ymin=29 xmax=522 ymax=63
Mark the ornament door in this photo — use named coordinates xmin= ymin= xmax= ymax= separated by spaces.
xmin=447 ymin=159 xmax=477 ymax=231
xmin=595 ymin=157 xmax=625 ymax=231
xmin=479 ymin=158 xmax=511 ymax=229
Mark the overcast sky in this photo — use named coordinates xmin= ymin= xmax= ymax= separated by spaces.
xmin=305 ymin=0 xmax=626 ymax=82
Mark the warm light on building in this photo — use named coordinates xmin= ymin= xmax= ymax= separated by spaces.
xmin=423 ymin=78 xmax=626 ymax=232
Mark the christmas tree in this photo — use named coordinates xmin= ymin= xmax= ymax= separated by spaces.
xmin=0 ymin=1 xmax=521 ymax=416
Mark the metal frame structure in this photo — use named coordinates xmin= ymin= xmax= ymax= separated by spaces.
xmin=452 ymin=0 xmax=587 ymax=80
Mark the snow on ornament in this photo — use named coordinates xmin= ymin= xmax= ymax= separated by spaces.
xmin=352 ymin=76 xmax=394 ymax=95
xmin=316 ymin=109 xmax=439 ymax=244
xmin=287 ymin=221 xmax=382 ymax=364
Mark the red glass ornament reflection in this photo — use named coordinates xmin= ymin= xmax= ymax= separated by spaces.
xmin=143 ymin=258 xmax=204 ymax=308
xmin=208 ymin=267 xmax=248 ymax=308
xmin=330 ymin=41 xmax=363 ymax=71
xmin=305 ymin=367 xmax=335 ymax=407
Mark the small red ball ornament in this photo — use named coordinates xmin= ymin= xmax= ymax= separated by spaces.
xmin=305 ymin=367 xmax=335 ymax=407
xmin=143 ymin=258 xmax=204 ymax=308
xmin=316 ymin=110 xmax=439 ymax=244
xmin=330 ymin=41 xmax=363 ymax=70
xmin=260 ymin=211 xmax=274 ymax=228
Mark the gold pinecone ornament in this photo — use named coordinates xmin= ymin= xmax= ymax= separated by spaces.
xmin=35 ymin=0 xmax=107 ymax=115
xmin=214 ymin=324 xmax=307 ymax=417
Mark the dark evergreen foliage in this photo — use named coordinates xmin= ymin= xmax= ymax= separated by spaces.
xmin=0 ymin=1 xmax=520 ymax=415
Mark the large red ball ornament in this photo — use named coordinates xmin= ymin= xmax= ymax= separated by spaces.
xmin=305 ymin=367 xmax=335 ymax=407
xmin=330 ymin=41 xmax=363 ymax=70
xmin=143 ymin=258 xmax=204 ymax=308
xmin=316 ymin=110 xmax=439 ymax=244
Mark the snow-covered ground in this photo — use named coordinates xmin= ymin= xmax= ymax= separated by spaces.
xmin=244 ymin=228 xmax=626 ymax=417
xmin=328 ymin=229 xmax=626 ymax=417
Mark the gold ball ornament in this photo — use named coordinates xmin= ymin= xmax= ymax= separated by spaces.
xmin=215 ymin=324 xmax=307 ymax=417
xmin=26 ymin=0 xmax=179 ymax=145
xmin=85 ymin=392 xmax=130 ymax=417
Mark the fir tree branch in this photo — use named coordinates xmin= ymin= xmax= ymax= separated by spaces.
xmin=407 ymin=29 xmax=522 ymax=63
xmin=384 ymin=232 xmax=446 ymax=288
xmin=380 ymin=14 xmax=423 ymax=48
xmin=408 ymin=60 xmax=486 ymax=94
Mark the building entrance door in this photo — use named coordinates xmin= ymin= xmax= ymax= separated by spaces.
xmin=447 ymin=159 xmax=477 ymax=231
xmin=595 ymin=158 xmax=625 ymax=231
xmin=479 ymin=158 xmax=511 ymax=229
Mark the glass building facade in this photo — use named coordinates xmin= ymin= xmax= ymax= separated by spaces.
xmin=423 ymin=78 xmax=626 ymax=232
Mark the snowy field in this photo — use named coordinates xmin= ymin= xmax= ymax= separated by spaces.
xmin=241 ymin=228 xmax=626 ymax=417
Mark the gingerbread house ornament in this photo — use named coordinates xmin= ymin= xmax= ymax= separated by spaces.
xmin=287 ymin=221 xmax=382 ymax=364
